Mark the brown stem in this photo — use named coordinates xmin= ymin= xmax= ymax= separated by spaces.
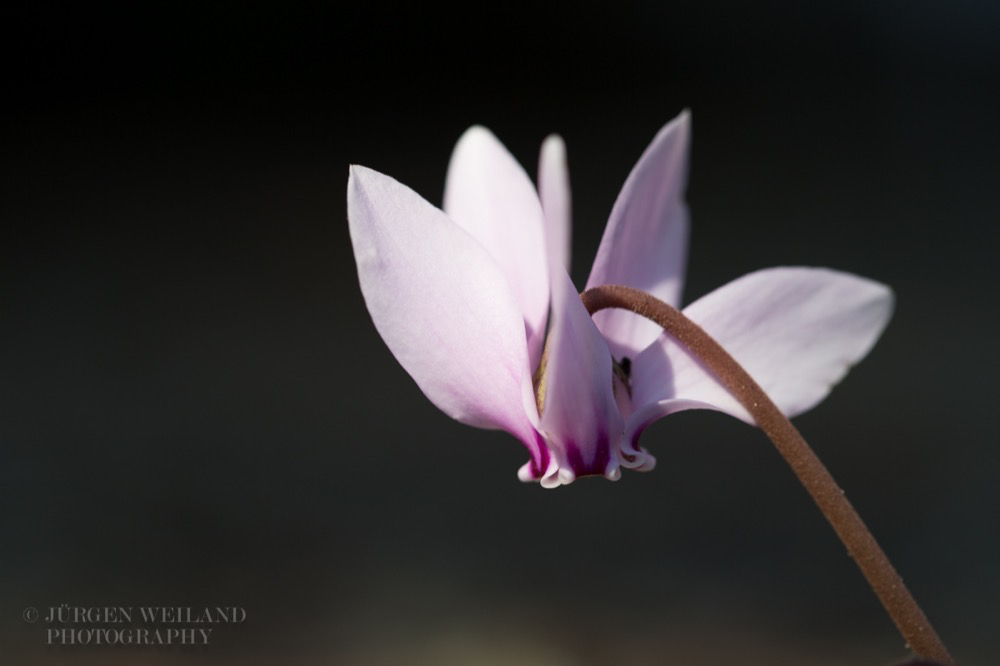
xmin=581 ymin=284 xmax=953 ymax=665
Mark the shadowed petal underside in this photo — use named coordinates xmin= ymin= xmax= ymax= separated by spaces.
xmin=588 ymin=111 xmax=691 ymax=359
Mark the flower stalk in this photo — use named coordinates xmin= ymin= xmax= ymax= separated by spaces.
xmin=581 ymin=284 xmax=953 ymax=665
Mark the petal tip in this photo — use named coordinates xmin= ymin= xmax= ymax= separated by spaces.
xmin=541 ymin=133 xmax=566 ymax=158
xmin=346 ymin=164 xmax=382 ymax=194
xmin=662 ymin=109 xmax=692 ymax=148
xmin=455 ymin=124 xmax=500 ymax=150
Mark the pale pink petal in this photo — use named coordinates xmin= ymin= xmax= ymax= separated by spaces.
xmin=538 ymin=134 xmax=572 ymax=274
xmin=533 ymin=268 xmax=626 ymax=487
xmin=587 ymin=111 xmax=691 ymax=359
xmin=443 ymin=126 xmax=550 ymax=369
xmin=348 ymin=166 xmax=549 ymax=472
xmin=625 ymin=267 xmax=894 ymax=445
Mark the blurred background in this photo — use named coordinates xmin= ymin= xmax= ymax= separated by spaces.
xmin=2 ymin=1 xmax=998 ymax=664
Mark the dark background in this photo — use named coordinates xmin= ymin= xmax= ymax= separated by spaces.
xmin=3 ymin=2 xmax=998 ymax=664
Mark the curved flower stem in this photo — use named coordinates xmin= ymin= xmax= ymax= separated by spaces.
xmin=581 ymin=284 xmax=953 ymax=665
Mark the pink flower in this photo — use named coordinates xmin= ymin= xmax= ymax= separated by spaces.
xmin=347 ymin=112 xmax=893 ymax=488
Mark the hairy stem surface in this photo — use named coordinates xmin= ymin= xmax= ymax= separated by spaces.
xmin=581 ymin=284 xmax=952 ymax=665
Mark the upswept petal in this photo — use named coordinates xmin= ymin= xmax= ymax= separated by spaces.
xmin=587 ymin=111 xmax=692 ymax=359
xmin=347 ymin=166 xmax=548 ymax=470
xmin=625 ymin=267 xmax=894 ymax=443
xmin=443 ymin=126 xmax=550 ymax=369
xmin=532 ymin=268 xmax=625 ymax=487
xmin=538 ymin=134 xmax=572 ymax=274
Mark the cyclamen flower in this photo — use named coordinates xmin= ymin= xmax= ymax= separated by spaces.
xmin=347 ymin=112 xmax=893 ymax=488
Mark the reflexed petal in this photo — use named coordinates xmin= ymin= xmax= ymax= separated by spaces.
xmin=443 ymin=126 xmax=550 ymax=369
xmin=587 ymin=111 xmax=691 ymax=359
xmin=536 ymin=268 xmax=625 ymax=486
xmin=626 ymin=267 xmax=894 ymax=443
xmin=539 ymin=134 xmax=572 ymax=274
xmin=347 ymin=166 xmax=548 ymax=470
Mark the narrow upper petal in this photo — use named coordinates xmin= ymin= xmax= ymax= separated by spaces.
xmin=534 ymin=268 xmax=625 ymax=487
xmin=538 ymin=134 xmax=572 ymax=274
xmin=626 ymin=267 xmax=894 ymax=444
xmin=587 ymin=111 xmax=692 ymax=360
xmin=348 ymin=166 xmax=548 ymax=469
xmin=443 ymin=126 xmax=550 ymax=369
